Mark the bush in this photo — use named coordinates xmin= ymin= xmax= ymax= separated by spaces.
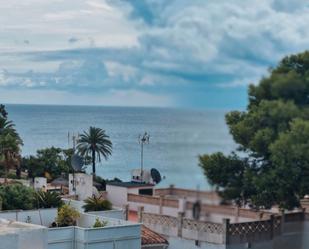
xmin=0 ymin=184 xmax=35 ymax=210
xmin=35 ymin=191 xmax=63 ymax=209
xmin=56 ymin=204 xmax=80 ymax=227
xmin=83 ymin=196 xmax=112 ymax=212
xmin=93 ymin=217 xmax=108 ymax=228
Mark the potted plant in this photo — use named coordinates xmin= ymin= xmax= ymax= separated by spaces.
xmin=56 ymin=204 xmax=80 ymax=227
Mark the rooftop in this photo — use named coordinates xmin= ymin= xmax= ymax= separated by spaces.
xmin=141 ymin=225 xmax=169 ymax=246
xmin=0 ymin=218 xmax=45 ymax=234
xmin=106 ymin=181 xmax=154 ymax=188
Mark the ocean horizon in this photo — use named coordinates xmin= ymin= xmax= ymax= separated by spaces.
xmin=6 ymin=104 xmax=236 ymax=190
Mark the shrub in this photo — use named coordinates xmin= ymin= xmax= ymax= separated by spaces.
xmin=83 ymin=196 xmax=112 ymax=212
xmin=93 ymin=217 xmax=108 ymax=228
xmin=0 ymin=184 xmax=35 ymax=210
xmin=35 ymin=191 xmax=63 ymax=209
xmin=56 ymin=204 xmax=80 ymax=227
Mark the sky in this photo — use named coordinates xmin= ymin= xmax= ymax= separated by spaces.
xmin=0 ymin=0 xmax=309 ymax=109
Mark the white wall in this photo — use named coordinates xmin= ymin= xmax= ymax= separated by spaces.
xmin=48 ymin=223 xmax=141 ymax=249
xmin=34 ymin=177 xmax=47 ymax=191
xmin=77 ymin=212 xmax=134 ymax=228
xmin=63 ymin=198 xmax=85 ymax=212
xmin=17 ymin=225 xmax=48 ymax=249
xmin=0 ymin=233 xmax=18 ymax=249
xmin=0 ymin=209 xmax=57 ymax=227
xmin=48 ymin=227 xmax=74 ymax=249
xmin=69 ymin=173 xmax=93 ymax=201
xmin=79 ymin=225 xmax=141 ymax=249
xmin=168 ymin=237 xmax=225 ymax=249
xmin=88 ymin=210 xmax=124 ymax=220
xmin=106 ymin=185 xmax=128 ymax=208
xmin=0 ymin=221 xmax=48 ymax=249
xmin=106 ymin=184 xmax=156 ymax=209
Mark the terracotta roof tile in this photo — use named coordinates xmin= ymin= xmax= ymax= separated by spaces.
xmin=141 ymin=225 xmax=169 ymax=245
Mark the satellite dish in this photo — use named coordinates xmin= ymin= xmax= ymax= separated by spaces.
xmin=151 ymin=168 xmax=162 ymax=184
xmin=71 ymin=154 xmax=83 ymax=171
xmin=192 ymin=201 xmax=201 ymax=220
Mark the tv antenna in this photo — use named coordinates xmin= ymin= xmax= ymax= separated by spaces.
xmin=68 ymin=132 xmax=80 ymax=150
xmin=138 ymin=132 xmax=150 ymax=182
xmin=68 ymin=131 xmax=82 ymax=193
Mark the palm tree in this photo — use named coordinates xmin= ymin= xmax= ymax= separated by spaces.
xmin=35 ymin=191 xmax=63 ymax=208
xmin=0 ymin=112 xmax=23 ymax=182
xmin=77 ymin=127 xmax=112 ymax=176
xmin=83 ymin=195 xmax=112 ymax=212
xmin=0 ymin=133 xmax=21 ymax=183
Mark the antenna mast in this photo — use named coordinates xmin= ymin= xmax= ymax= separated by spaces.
xmin=138 ymin=132 xmax=150 ymax=182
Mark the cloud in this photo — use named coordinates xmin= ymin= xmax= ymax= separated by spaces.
xmin=103 ymin=0 xmax=309 ymax=95
xmin=86 ymin=1 xmax=114 ymax=11
xmin=272 ymin=0 xmax=309 ymax=12
xmin=0 ymin=0 xmax=139 ymax=52
xmin=1 ymin=0 xmax=309 ymax=108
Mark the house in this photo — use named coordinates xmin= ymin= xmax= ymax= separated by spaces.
xmin=106 ymin=181 xmax=155 ymax=208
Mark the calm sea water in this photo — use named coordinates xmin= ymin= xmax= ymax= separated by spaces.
xmin=6 ymin=104 xmax=236 ymax=190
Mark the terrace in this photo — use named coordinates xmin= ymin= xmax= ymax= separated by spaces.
xmin=0 ymin=207 xmax=141 ymax=249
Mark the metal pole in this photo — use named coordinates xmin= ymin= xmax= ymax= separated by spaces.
xmin=141 ymin=142 xmax=144 ymax=181
xmin=139 ymin=132 xmax=149 ymax=183
xmin=72 ymin=133 xmax=76 ymax=192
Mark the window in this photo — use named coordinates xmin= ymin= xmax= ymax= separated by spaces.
xmin=139 ymin=188 xmax=153 ymax=196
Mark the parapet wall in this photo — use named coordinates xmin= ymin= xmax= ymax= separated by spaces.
xmin=128 ymin=192 xmax=269 ymax=222
xmin=141 ymin=210 xmax=307 ymax=249
xmin=155 ymin=187 xmax=220 ymax=202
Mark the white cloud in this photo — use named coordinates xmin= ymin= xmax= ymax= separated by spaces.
xmin=0 ymin=0 xmax=140 ymax=52
xmin=1 ymin=0 xmax=309 ymax=107
xmin=106 ymin=0 xmax=309 ymax=91
xmin=86 ymin=1 xmax=114 ymax=11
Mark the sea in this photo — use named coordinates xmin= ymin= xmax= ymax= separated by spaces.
xmin=5 ymin=104 xmax=236 ymax=190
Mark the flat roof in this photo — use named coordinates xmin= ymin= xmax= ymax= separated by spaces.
xmin=106 ymin=181 xmax=154 ymax=188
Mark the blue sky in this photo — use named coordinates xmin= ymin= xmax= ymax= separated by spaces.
xmin=0 ymin=0 xmax=309 ymax=109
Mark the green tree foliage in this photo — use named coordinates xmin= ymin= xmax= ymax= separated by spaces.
xmin=0 ymin=184 xmax=35 ymax=210
xmin=35 ymin=191 xmax=63 ymax=208
xmin=22 ymin=147 xmax=74 ymax=180
xmin=199 ymin=51 xmax=309 ymax=210
xmin=83 ymin=196 xmax=112 ymax=212
xmin=77 ymin=127 xmax=112 ymax=176
xmin=199 ymin=153 xmax=255 ymax=206
xmin=0 ymin=105 xmax=23 ymax=181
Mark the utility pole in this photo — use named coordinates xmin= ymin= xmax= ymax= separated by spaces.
xmin=138 ymin=132 xmax=150 ymax=182
xmin=68 ymin=131 xmax=80 ymax=193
